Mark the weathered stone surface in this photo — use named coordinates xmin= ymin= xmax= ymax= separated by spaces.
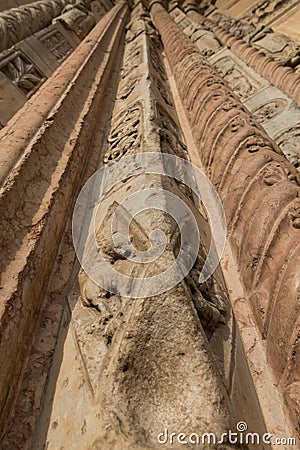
xmin=0 ymin=1 xmax=128 ymax=443
xmin=30 ymin=4 xmax=267 ymax=449
xmin=0 ymin=0 xmax=300 ymax=448
xmin=204 ymin=14 xmax=300 ymax=107
xmin=210 ymin=9 xmax=300 ymax=67
xmin=241 ymin=0 xmax=300 ymax=27
xmin=53 ymin=0 xmax=96 ymax=39
xmin=150 ymin=0 xmax=300 ymax=436
xmin=0 ymin=0 xmax=77 ymax=52
xmin=0 ymin=0 xmax=41 ymax=12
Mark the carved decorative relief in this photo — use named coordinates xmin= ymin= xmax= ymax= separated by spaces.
xmin=152 ymin=73 xmax=174 ymax=106
xmin=276 ymin=126 xmax=300 ymax=168
xmin=252 ymin=98 xmax=287 ymax=123
xmin=262 ymin=161 xmax=297 ymax=186
xmin=171 ymin=10 xmax=222 ymax=57
xmin=40 ymin=29 xmax=73 ymax=62
xmin=121 ymin=43 xmax=143 ymax=79
xmin=157 ymin=105 xmax=187 ymax=159
xmin=188 ymin=254 xmax=228 ymax=336
xmin=53 ymin=0 xmax=96 ymax=40
xmin=242 ymin=0 xmax=295 ymax=25
xmin=249 ymin=29 xmax=300 ymax=66
xmin=149 ymin=41 xmax=167 ymax=81
xmin=289 ymin=206 xmax=300 ymax=228
xmin=125 ymin=9 xmax=158 ymax=43
xmin=0 ymin=0 xmax=74 ymax=52
xmin=104 ymin=103 xmax=142 ymax=163
xmin=76 ymin=202 xmax=149 ymax=391
xmin=213 ymin=56 xmax=257 ymax=100
xmin=117 ymin=73 xmax=142 ymax=100
xmin=211 ymin=10 xmax=300 ymax=67
xmin=185 ymin=23 xmax=222 ymax=56
xmin=0 ymin=53 xmax=45 ymax=96
xmin=211 ymin=12 xmax=256 ymax=39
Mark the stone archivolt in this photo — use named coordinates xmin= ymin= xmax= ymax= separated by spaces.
xmin=0 ymin=0 xmax=299 ymax=448
xmin=178 ymin=4 xmax=300 ymax=169
xmin=75 ymin=5 xmax=237 ymax=447
xmin=0 ymin=2 xmax=129 ymax=446
xmin=204 ymin=13 xmax=300 ymax=107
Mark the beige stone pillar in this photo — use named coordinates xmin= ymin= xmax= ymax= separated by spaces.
xmin=150 ymin=0 xmax=300 ymax=435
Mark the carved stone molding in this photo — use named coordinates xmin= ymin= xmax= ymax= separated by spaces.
xmin=53 ymin=0 xmax=97 ymax=39
xmin=170 ymin=7 xmax=222 ymax=57
xmin=0 ymin=51 xmax=45 ymax=96
xmin=203 ymin=14 xmax=300 ymax=108
xmin=210 ymin=10 xmax=300 ymax=67
xmin=0 ymin=0 xmax=76 ymax=52
xmin=39 ymin=26 xmax=74 ymax=62
xmin=0 ymin=2 xmax=129 ymax=444
xmin=62 ymin=4 xmax=244 ymax=448
xmin=0 ymin=21 xmax=81 ymax=126
xmin=241 ymin=0 xmax=300 ymax=27
xmin=150 ymin=1 xmax=300 ymax=434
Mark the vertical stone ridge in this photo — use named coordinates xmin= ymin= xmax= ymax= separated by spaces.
xmin=0 ymin=1 xmax=129 ymax=443
xmin=74 ymin=2 xmax=242 ymax=449
xmin=150 ymin=0 xmax=300 ymax=435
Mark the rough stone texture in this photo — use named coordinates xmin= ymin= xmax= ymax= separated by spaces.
xmin=53 ymin=0 xmax=96 ymax=40
xmin=0 ymin=0 xmax=109 ymax=127
xmin=0 ymin=0 xmax=41 ymax=12
xmin=203 ymin=14 xmax=300 ymax=107
xmin=36 ymin=4 xmax=251 ymax=448
xmin=0 ymin=1 xmax=128 ymax=444
xmin=150 ymin=0 xmax=300 ymax=437
xmin=0 ymin=0 xmax=77 ymax=52
xmin=208 ymin=9 xmax=300 ymax=66
xmin=0 ymin=0 xmax=300 ymax=449
xmin=216 ymin=0 xmax=300 ymax=37
xmin=172 ymin=6 xmax=300 ymax=166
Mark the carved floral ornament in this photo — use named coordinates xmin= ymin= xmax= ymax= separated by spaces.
xmin=252 ymin=98 xmax=288 ymax=123
xmin=0 ymin=53 xmax=44 ymax=96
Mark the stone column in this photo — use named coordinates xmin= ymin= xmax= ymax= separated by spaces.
xmin=150 ymin=0 xmax=300 ymax=434
xmin=42 ymin=2 xmax=236 ymax=447
xmin=0 ymin=0 xmax=76 ymax=52
xmin=200 ymin=11 xmax=300 ymax=107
